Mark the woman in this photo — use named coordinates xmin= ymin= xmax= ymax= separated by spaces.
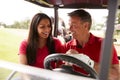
xmin=18 ymin=13 xmax=64 ymax=68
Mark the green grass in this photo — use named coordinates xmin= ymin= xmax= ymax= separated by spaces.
xmin=0 ymin=28 xmax=26 ymax=62
xmin=0 ymin=28 xmax=28 ymax=80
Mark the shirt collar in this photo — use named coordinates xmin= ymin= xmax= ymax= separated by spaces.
xmin=71 ymin=33 xmax=95 ymax=47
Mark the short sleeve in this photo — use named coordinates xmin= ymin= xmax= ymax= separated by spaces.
xmin=54 ymin=37 xmax=66 ymax=53
xmin=112 ymin=46 xmax=119 ymax=64
xmin=18 ymin=40 xmax=27 ymax=55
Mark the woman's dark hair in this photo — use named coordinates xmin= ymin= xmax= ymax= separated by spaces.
xmin=26 ymin=13 xmax=55 ymax=65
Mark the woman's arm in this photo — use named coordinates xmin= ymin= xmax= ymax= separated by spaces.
xmin=19 ymin=54 xmax=27 ymax=65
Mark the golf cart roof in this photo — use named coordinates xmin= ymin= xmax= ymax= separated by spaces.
xmin=25 ymin=0 xmax=120 ymax=9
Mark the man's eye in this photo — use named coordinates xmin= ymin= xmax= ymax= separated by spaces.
xmin=47 ymin=25 xmax=51 ymax=28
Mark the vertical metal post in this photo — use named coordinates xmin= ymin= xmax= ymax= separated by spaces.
xmin=99 ymin=0 xmax=118 ymax=80
xmin=54 ymin=5 xmax=59 ymax=37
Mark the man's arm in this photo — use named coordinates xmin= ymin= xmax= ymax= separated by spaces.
xmin=108 ymin=64 xmax=119 ymax=80
xmin=94 ymin=63 xmax=119 ymax=80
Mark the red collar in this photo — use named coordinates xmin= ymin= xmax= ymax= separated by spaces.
xmin=71 ymin=33 xmax=95 ymax=47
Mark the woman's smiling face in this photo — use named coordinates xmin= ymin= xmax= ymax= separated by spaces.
xmin=37 ymin=18 xmax=51 ymax=39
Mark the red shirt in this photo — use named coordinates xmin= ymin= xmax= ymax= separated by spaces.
xmin=65 ymin=33 xmax=119 ymax=64
xmin=19 ymin=37 xmax=64 ymax=68
xmin=64 ymin=33 xmax=119 ymax=73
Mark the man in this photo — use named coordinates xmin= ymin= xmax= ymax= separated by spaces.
xmin=64 ymin=9 xmax=119 ymax=80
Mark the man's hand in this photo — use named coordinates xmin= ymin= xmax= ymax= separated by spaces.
xmin=65 ymin=49 xmax=94 ymax=68
xmin=66 ymin=49 xmax=79 ymax=55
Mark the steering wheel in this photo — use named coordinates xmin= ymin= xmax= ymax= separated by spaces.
xmin=44 ymin=53 xmax=98 ymax=79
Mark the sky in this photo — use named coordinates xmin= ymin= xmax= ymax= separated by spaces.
xmin=0 ymin=0 xmax=46 ymax=25
xmin=0 ymin=0 xmax=108 ymax=25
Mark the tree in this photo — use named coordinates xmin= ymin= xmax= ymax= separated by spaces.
xmin=9 ymin=18 xmax=30 ymax=29
xmin=117 ymin=10 xmax=120 ymax=24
